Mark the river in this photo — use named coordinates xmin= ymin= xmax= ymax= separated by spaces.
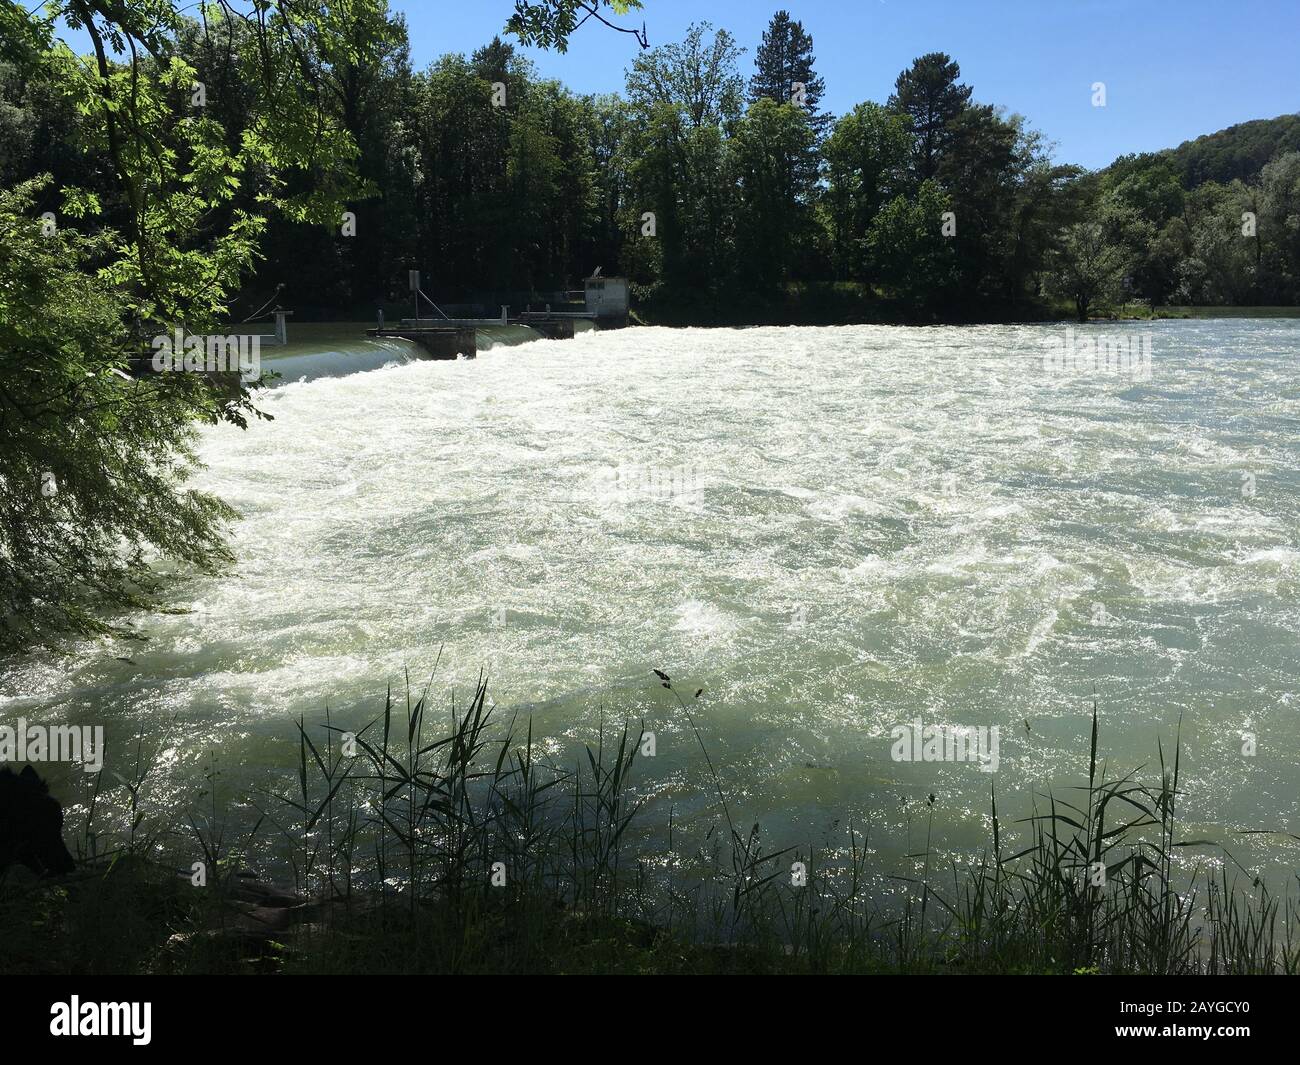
xmin=3 ymin=319 xmax=1298 ymax=885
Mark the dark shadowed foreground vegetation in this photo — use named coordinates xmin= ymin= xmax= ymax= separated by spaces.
xmin=2 ymin=674 xmax=1296 ymax=975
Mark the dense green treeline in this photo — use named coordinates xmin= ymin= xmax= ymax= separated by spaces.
xmin=239 ymin=12 xmax=1300 ymax=318
xmin=4 ymin=6 xmax=1299 ymax=321
xmin=1153 ymin=114 xmax=1300 ymax=190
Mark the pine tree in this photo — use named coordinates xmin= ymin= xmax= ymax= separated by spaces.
xmin=748 ymin=10 xmax=830 ymax=138
xmin=888 ymin=52 xmax=972 ymax=181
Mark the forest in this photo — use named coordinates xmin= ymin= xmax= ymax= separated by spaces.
xmin=3 ymin=5 xmax=1299 ymax=326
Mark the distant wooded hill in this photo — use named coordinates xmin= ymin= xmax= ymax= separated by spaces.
xmin=1107 ymin=113 xmax=1300 ymax=188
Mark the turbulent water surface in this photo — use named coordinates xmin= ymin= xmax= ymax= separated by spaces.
xmin=4 ymin=320 xmax=1299 ymax=880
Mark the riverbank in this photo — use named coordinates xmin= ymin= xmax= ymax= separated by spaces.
xmin=617 ymin=284 xmax=1300 ymax=327
xmin=269 ymin=293 xmax=1300 ymax=332
xmin=2 ymin=679 xmax=1295 ymax=975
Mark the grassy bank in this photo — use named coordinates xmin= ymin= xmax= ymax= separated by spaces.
xmin=1109 ymin=304 xmax=1300 ymax=320
xmin=2 ymin=674 xmax=1296 ymax=975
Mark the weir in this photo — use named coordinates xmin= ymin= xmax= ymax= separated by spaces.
xmin=367 ymin=311 xmax=621 ymax=357
xmin=366 ymin=273 xmax=628 ymax=357
xmin=368 ymin=324 xmax=479 ymax=358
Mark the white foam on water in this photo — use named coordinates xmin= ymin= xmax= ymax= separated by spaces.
xmin=5 ymin=320 xmax=1300 ymax=873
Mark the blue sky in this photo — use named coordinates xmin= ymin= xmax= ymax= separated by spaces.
xmin=407 ymin=0 xmax=1300 ymax=170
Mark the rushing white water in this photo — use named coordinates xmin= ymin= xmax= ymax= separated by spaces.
xmin=4 ymin=320 xmax=1299 ymax=879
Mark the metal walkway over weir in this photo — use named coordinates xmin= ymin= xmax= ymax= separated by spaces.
xmin=366 ymin=271 xmax=628 ymax=358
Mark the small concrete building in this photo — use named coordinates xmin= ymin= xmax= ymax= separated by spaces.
xmin=584 ymin=275 xmax=629 ymax=324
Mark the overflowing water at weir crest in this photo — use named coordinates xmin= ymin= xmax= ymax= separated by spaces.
xmin=3 ymin=320 xmax=1299 ymax=882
